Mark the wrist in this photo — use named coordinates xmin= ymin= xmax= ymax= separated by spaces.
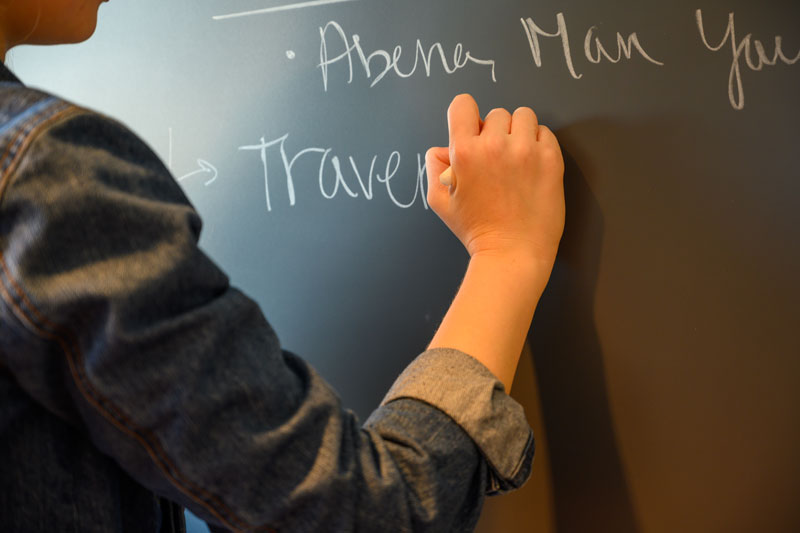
xmin=468 ymin=249 xmax=555 ymax=298
xmin=429 ymin=248 xmax=550 ymax=392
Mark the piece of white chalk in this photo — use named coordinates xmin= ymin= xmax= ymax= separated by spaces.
xmin=439 ymin=167 xmax=454 ymax=187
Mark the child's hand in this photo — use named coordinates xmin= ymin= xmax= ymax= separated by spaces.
xmin=426 ymin=94 xmax=565 ymax=269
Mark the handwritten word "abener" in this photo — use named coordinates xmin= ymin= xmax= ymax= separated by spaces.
xmin=696 ymin=9 xmax=800 ymax=110
xmin=239 ymin=133 xmax=428 ymax=211
xmin=318 ymin=20 xmax=497 ymax=91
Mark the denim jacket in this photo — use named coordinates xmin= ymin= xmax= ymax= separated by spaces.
xmin=0 ymin=62 xmax=534 ymax=532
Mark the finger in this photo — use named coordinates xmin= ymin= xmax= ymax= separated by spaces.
xmin=481 ymin=108 xmax=512 ymax=136
xmin=536 ymin=126 xmax=566 ymax=177
xmin=536 ymin=124 xmax=560 ymax=148
xmin=425 ymin=147 xmax=452 ymax=211
xmin=447 ymin=94 xmax=481 ymax=146
xmin=510 ymin=106 xmax=540 ymax=139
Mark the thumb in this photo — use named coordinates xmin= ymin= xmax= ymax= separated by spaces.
xmin=426 ymin=146 xmax=450 ymax=176
xmin=425 ymin=147 xmax=451 ymax=214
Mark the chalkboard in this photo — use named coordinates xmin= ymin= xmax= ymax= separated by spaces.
xmin=12 ymin=1 xmax=799 ymax=531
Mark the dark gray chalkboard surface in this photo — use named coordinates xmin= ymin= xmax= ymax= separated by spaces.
xmin=12 ymin=1 xmax=799 ymax=531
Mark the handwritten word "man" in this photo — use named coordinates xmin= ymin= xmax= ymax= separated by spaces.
xmin=318 ymin=20 xmax=497 ymax=91
xmin=696 ymin=9 xmax=800 ymax=110
xmin=520 ymin=12 xmax=664 ymax=79
xmin=239 ymin=133 xmax=428 ymax=211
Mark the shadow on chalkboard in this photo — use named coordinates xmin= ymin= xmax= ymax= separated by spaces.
xmin=527 ymin=134 xmax=640 ymax=533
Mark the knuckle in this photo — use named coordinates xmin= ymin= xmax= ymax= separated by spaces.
xmin=487 ymin=107 xmax=510 ymax=119
xmin=539 ymin=137 xmax=561 ymax=159
xmin=484 ymin=135 xmax=506 ymax=157
xmin=537 ymin=124 xmax=553 ymax=140
xmin=540 ymin=144 xmax=565 ymax=172
xmin=450 ymin=93 xmax=473 ymax=111
xmin=510 ymin=139 xmax=534 ymax=161
xmin=514 ymin=106 xmax=538 ymax=120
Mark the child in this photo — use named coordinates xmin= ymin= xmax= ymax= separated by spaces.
xmin=0 ymin=2 xmax=565 ymax=531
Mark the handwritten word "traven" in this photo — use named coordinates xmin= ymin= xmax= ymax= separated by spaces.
xmin=318 ymin=20 xmax=497 ymax=91
xmin=696 ymin=9 xmax=799 ymax=110
xmin=239 ymin=134 xmax=428 ymax=210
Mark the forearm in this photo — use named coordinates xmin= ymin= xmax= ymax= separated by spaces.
xmin=428 ymin=252 xmax=551 ymax=392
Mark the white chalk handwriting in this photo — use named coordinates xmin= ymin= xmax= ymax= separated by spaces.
xmin=318 ymin=20 xmax=497 ymax=91
xmin=169 ymin=127 xmax=219 ymax=186
xmin=177 ymin=160 xmax=219 ymax=186
xmin=696 ymin=9 xmax=800 ymax=110
xmin=520 ymin=12 xmax=664 ymax=80
xmin=211 ymin=6 xmax=797 ymax=112
xmin=214 ymin=0 xmax=361 ymax=21
xmin=239 ymin=133 xmax=428 ymax=211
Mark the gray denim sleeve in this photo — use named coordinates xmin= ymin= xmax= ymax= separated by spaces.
xmin=0 ymin=101 xmax=525 ymax=533
xmin=376 ymin=348 xmax=535 ymax=495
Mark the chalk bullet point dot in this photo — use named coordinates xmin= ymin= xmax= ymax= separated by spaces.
xmin=286 ymin=50 xmax=296 ymax=59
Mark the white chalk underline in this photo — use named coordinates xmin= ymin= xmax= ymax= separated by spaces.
xmin=213 ymin=0 xmax=361 ymax=20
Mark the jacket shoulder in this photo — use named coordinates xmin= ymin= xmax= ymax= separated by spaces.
xmin=0 ymin=82 xmax=84 ymax=162
xmin=0 ymin=82 xmax=75 ymax=125
xmin=0 ymin=84 xmax=178 ymax=206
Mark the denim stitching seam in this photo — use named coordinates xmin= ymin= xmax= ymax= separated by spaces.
xmin=0 ymin=99 xmax=75 ymax=203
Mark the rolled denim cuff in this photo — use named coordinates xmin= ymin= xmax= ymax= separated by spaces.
xmin=381 ymin=348 xmax=534 ymax=495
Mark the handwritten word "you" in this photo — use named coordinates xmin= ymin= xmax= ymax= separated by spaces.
xmin=696 ymin=9 xmax=800 ymax=110
xmin=239 ymin=133 xmax=428 ymax=211
xmin=318 ymin=20 xmax=497 ymax=91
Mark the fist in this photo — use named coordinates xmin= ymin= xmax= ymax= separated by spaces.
xmin=426 ymin=94 xmax=565 ymax=267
